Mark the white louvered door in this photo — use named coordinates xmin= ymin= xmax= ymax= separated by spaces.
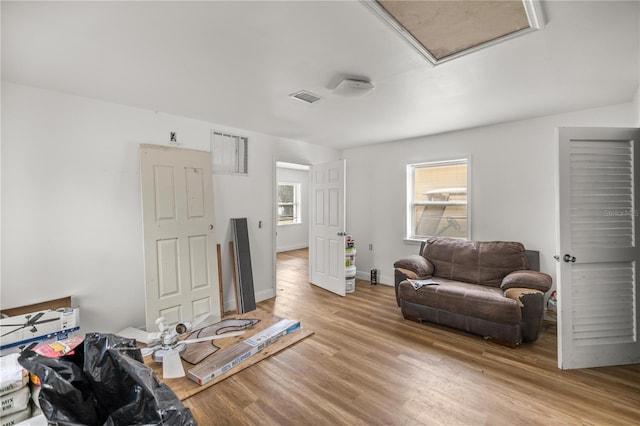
xmin=557 ymin=127 xmax=639 ymax=369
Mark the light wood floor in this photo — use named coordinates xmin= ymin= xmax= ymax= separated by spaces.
xmin=184 ymin=248 xmax=640 ymax=425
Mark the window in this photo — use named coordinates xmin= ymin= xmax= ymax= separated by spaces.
xmin=407 ymin=159 xmax=469 ymax=240
xmin=211 ymin=131 xmax=248 ymax=175
xmin=278 ymin=183 xmax=301 ymax=225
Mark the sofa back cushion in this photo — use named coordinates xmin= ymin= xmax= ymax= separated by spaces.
xmin=421 ymin=237 xmax=529 ymax=287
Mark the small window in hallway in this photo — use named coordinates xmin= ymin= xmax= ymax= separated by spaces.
xmin=278 ymin=183 xmax=301 ymax=225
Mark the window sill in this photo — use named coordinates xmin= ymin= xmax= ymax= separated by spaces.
xmin=405 ymin=236 xmax=469 ymax=244
xmin=403 ymin=238 xmax=424 ymax=245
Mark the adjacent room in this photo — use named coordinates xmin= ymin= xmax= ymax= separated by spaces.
xmin=1 ymin=1 xmax=639 ymax=425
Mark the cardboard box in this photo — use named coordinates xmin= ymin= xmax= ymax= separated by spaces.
xmin=187 ymin=319 xmax=300 ymax=385
xmin=0 ymin=308 xmax=80 ymax=351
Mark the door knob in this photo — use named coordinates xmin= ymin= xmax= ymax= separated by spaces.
xmin=209 ymin=224 xmax=214 ymax=230
xmin=337 ymin=231 xmax=347 ymax=236
xmin=563 ymin=254 xmax=576 ymax=263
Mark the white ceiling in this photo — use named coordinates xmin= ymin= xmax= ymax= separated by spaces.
xmin=2 ymin=1 xmax=638 ymax=149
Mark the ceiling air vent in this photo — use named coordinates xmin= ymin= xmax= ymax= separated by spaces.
xmin=289 ymin=90 xmax=322 ymax=104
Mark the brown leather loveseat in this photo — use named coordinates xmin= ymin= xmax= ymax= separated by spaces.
xmin=394 ymin=237 xmax=552 ymax=345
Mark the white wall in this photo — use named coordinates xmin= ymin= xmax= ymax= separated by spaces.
xmin=0 ymin=82 xmax=339 ymax=332
xmin=635 ymin=88 xmax=640 ymax=124
xmin=276 ymin=167 xmax=309 ymax=252
xmin=343 ymin=101 xmax=638 ymax=297
xmin=636 ymin=5 xmax=640 ymax=125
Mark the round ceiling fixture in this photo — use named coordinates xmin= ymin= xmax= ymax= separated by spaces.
xmin=332 ymin=78 xmax=375 ymax=98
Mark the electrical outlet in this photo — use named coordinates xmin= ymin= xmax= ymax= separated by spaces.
xmin=369 ymin=243 xmax=373 ymax=251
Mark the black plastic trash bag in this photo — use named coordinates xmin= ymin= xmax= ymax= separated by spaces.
xmin=18 ymin=333 xmax=196 ymax=426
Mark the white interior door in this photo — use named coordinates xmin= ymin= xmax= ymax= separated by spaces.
xmin=309 ymin=160 xmax=346 ymax=296
xmin=140 ymin=144 xmax=221 ymax=331
xmin=557 ymin=127 xmax=639 ymax=369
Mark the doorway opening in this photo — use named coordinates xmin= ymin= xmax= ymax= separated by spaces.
xmin=275 ymin=161 xmax=310 ymax=292
xmin=275 ymin=162 xmax=310 ymax=253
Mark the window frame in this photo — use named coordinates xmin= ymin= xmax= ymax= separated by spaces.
xmin=277 ymin=182 xmax=302 ymax=226
xmin=211 ymin=130 xmax=248 ymax=175
xmin=405 ymin=157 xmax=471 ymax=243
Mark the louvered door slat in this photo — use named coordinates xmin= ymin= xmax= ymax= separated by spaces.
xmin=571 ymin=260 xmax=635 ymax=345
xmin=570 ymin=140 xmax=634 ymax=249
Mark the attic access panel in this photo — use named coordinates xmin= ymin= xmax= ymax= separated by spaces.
xmin=367 ymin=0 xmax=544 ymax=64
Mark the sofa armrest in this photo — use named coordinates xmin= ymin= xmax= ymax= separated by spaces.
xmin=504 ymin=288 xmax=545 ymax=342
xmin=393 ymin=255 xmax=434 ymax=278
xmin=501 ymin=270 xmax=552 ymax=293
xmin=393 ymin=256 xmax=434 ymax=307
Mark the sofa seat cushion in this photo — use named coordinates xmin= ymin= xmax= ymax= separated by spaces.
xmin=422 ymin=238 xmax=529 ymax=287
xmin=397 ymin=278 xmax=521 ymax=325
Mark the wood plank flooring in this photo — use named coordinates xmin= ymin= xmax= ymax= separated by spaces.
xmin=183 ymin=248 xmax=640 ymax=425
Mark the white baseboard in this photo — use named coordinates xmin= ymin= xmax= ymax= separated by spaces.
xmin=222 ymin=273 xmax=393 ymax=313
xmin=256 ymin=288 xmax=275 ymax=302
xmin=276 ymin=243 xmax=309 ymax=253
xmin=223 ymin=288 xmax=275 ymax=313
xmin=355 ymin=270 xmax=392 ymax=286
